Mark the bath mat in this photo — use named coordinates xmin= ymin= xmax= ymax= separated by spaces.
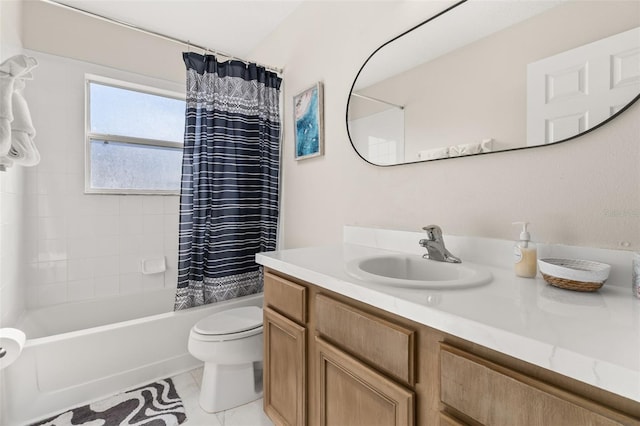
xmin=31 ymin=378 xmax=187 ymax=426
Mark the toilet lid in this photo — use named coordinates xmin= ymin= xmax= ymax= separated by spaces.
xmin=193 ymin=306 xmax=263 ymax=335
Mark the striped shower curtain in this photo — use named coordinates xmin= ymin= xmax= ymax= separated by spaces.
xmin=174 ymin=52 xmax=282 ymax=311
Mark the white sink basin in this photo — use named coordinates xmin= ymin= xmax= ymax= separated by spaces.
xmin=345 ymin=254 xmax=492 ymax=289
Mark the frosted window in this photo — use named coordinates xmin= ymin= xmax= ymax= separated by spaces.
xmin=90 ymin=140 xmax=182 ymax=191
xmin=89 ymin=82 xmax=185 ymax=142
xmin=86 ymin=77 xmax=185 ymax=194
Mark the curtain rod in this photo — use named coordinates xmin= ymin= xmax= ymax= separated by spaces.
xmin=41 ymin=0 xmax=284 ymax=74
xmin=351 ymin=93 xmax=404 ymax=110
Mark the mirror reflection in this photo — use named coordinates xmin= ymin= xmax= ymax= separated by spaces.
xmin=347 ymin=0 xmax=640 ymax=166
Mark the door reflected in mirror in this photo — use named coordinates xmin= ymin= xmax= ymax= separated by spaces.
xmin=347 ymin=0 xmax=640 ymax=166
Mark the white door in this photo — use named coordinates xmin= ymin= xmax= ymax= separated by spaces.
xmin=527 ymin=26 xmax=640 ymax=146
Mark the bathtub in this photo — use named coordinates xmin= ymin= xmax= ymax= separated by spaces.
xmin=1 ymin=289 xmax=263 ymax=426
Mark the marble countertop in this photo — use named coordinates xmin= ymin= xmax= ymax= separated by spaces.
xmin=256 ymin=243 xmax=640 ymax=403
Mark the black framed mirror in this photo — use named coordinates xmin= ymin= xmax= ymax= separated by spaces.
xmin=346 ymin=0 xmax=640 ymax=166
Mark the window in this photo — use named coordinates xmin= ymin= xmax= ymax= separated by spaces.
xmin=85 ymin=75 xmax=185 ymax=194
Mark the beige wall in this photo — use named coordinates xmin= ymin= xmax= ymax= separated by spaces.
xmin=250 ymin=1 xmax=640 ymax=251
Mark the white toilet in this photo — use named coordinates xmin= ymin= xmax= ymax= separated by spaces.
xmin=188 ymin=305 xmax=264 ymax=413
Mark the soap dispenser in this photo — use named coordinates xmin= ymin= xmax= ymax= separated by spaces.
xmin=513 ymin=222 xmax=537 ymax=278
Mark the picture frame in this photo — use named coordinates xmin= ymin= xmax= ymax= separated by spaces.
xmin=293 ymin=82 xmax=324 ymax=160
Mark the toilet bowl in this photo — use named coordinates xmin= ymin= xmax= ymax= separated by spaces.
xmin=188 ymin=305 xmax=264 ymax=413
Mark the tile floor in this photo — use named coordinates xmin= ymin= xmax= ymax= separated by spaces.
xmin=172 ymin=367 xmax=274 ymax=426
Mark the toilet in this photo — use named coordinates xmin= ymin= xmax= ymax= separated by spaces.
xmin=188 ymin=305 xmax=264 ymax=413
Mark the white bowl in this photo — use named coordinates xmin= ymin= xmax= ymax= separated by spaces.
xmin=538 ymin=258 xmax=611 ymax=283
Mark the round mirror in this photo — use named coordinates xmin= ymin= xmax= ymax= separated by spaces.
xmin=347 ymin=0 xmax=640 ymax=166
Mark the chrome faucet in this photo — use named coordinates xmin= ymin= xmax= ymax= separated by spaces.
xmin=419 ymin=225 xmax=461 ymax=263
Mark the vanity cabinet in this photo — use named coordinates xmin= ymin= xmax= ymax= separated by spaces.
xmin=263 ymin=272 xmax=308 ymax=426
xmin=262 ymin=268 xmax=640 ymax=426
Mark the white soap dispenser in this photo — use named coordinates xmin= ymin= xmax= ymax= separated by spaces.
xmin=512 ymin=222 xmax=537 ymax=278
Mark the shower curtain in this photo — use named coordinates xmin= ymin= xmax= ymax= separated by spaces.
xmin=175 ymin=52 xmax=282 ymax=311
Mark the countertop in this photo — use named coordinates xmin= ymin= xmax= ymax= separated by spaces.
xmin=256 ymin=243 xmax=640 ymax=403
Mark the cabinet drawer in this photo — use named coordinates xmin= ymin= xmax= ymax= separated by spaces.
xmin=264 ymin=271 xmax=307 ymax=324
xmin=316 ymin=294 xmax=415 ymax=385
xmin=440 ymin=344 xmax=636 ymax=426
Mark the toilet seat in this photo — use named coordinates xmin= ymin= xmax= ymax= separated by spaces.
xmin=191 ymin=306 xmax=263 ymax=342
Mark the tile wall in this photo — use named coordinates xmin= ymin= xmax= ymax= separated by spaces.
xmin=0 ymin=167 xmax=27 ymax=326
xmin=21 ymin=50 xmax=184 ymax=310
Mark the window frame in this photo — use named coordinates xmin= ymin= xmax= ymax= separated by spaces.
xmin=84 ymin=74 xmax=185 ymax=195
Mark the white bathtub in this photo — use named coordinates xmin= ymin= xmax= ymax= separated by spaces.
xmin=1 ymin=289 xmax=263 ymax=426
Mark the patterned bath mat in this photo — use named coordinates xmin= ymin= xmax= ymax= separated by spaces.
xmin=32 ymin=378 xmax=187 ymax=426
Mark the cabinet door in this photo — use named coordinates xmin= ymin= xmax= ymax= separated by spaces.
xmin=316 ymin=337 xmax=414 ymax=426
xmin=264 ymin=307 xmax=306 ymax=426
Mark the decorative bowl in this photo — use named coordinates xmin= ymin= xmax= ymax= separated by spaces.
xmin=538 ymin=258 xmax=611 ymax=292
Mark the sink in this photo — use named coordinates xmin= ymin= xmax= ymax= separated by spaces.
xmin=345 ymin=254 xmax=492 ymax=289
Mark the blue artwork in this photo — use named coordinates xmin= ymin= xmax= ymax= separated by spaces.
xmin=294 ymin=84 xmax=322 ymax=159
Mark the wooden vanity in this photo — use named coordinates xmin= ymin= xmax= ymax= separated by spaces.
xmin=262 ymin=269 xmax=640 ymax=426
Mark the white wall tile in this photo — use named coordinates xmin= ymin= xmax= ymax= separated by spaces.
xmin=119 ymin=255 xmax=140 ymax=274
xmin=67 ymin=237 xmax=93 ymax=260
xmin=140 ymin=233 xmax=164 ymax=257
xmin=94 ymin=215 xmax=119 ymax=237
xmin=164 ymin=233 xmax=178 ymax=258
xmin=24 ymin=193 xmax=38 ymax=217
xmin=37 ymin=194 xmax=68 ymax=217
xmin=94 ymin=236 xmax=119 ymax=257
xmin=93 ymin=196 xmax=119 ymax=216
xmin=35 ymin=260 xmax=68 ymax=284
xmin=163 ymin=195 xmax=179 ymax=214
xmin=66 ymin=147 xmax=84 ymax=175
xmin=118 ymin=234 xmax=143 ymax=255
xmin=35 ymin=149 xmax=68 ymax=174
xmin=25 ymin=285 xmax=40 ymax=309
xmin=94 ymin=276 xmax=119 ymax=297
xmin=66 ymin=173 xmax=85 ymax=195
xmin=38 ymin=216 xmax=67 ymax=240
xmin=67 ymin=279 xmax=95 ymax=301
xmin=119 ymin=196 xmax=143 ymax=215
xmin=119 ymin=272 xmax=143 ymax=294
xmin=163 ymin=214 xmax=179 ymax=235
xmin=164 ymin=267 xmax=178 ymax=289
xmin=67 ymin=195 xmax=98 ymax=217
xmin=93 ymin=255 xmax=119 ymax=278
xmin=120 ymin=214 xmax=143 ymax=236
xmin=142 ymin=196 xmax=164 ymax=215
xmin=37 ymin=172 xmax=69 ymax=195
xmin=143 ymin=214 xmax=164 ymax=235
xmin=1 ymin=193 xmax=18 ymax=224
xmin=65 ymin=215 xmax=94 ymax=238
xmin=37 ymin=239 xmax=67 ymax=262
xmin=38 ymin=282 xmax=68 ymax=306
xmin=67 ymin=258 xmax=94 ymax=281
xmin=142 ymin=273 xmax=164 ymax=292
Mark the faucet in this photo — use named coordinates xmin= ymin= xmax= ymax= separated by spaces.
xmin=419 ymin=225 xmax=461 ymax=263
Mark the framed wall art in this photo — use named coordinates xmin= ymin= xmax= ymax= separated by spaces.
xmin=293 ymin=82 xmax=324 ymax=160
